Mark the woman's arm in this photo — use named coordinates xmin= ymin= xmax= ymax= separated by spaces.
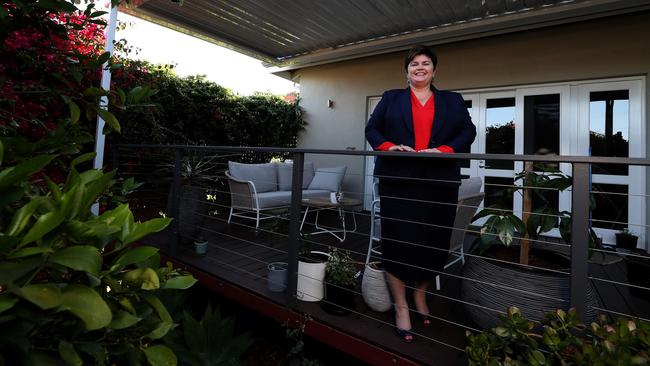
xmin=445 ymin=93 xmax=477 ymax=153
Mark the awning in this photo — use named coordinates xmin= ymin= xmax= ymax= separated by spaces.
xmin=123 ymin=0 xmax=650 ymax=71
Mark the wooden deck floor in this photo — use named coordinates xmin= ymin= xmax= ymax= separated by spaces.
xmin=140 ymin=205 xmax=650 ymax=366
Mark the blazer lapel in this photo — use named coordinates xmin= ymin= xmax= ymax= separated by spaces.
xmin=400 ymin=88 xmax=414 ymax=134
xmin=431 ymin=87 xmax=445 ymax=140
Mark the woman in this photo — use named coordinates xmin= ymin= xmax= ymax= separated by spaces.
xmin=365 ymin=45 xmax=476 ymax=342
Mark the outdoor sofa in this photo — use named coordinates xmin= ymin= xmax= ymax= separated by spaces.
xmin=226 ymin=161 xmax=346 ymax=228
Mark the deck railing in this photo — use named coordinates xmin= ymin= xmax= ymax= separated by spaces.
xmin=112 ymin=144 xmax=650 ymax=356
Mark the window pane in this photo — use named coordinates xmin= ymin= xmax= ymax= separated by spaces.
xmin=524 ymin=94 xmax=560 ymax=155
xmin=591 ymin=183 xmax=627 ymax=231
xmin=484 ymin=176 xmax=514 ymax=213
xmin=485 ymin=98 xmax=515 ymax=169
xmin=589 ymin=90 xmax=629 ymax=175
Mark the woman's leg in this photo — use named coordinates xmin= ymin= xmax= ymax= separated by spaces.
xmin=387 ymin=272 xmax=411 ymax=331
xmin=413 ymin=281 xmax=430 ymax=316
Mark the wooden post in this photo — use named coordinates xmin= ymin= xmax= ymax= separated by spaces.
xmin=519 ymin=161 xmax=533 ymax=265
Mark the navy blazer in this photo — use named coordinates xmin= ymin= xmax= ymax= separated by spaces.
xmin=365 ymin=87 xmax=476 ymax=184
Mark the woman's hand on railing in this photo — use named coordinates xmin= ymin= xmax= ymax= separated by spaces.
xmin=388 ymin=144 xmax=415 ymax=152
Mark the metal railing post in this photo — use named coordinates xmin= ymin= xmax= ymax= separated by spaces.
xmin=570 ymin=162 xmax=590 ymax=323
xmin=286 ymin=152 xmax=305 ymax=308
xmin=169 ymin=148 xmax=182 ymax=257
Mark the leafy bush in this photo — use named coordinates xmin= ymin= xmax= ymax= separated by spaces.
xmin=164 ymin=304 xmax=253 ymax=365
xmin=110 ymin=60 xmax=306 ymax=149
xmin=466 ymin=306 xmax=650 ymax=365
xmin=0 ymin=1 xmax=197 ymax=364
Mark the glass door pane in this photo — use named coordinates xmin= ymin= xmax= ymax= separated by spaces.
xmin=485 ymin=97 xmax=515 ymax=169
xmin=589 ymin=90 xmax=630 ymax=175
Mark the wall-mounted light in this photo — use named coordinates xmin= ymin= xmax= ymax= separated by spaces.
xmin=327 ymin=99 xmax=334 ymax=108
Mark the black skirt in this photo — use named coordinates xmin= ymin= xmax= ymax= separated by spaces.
xmin=378 ymin=178 xmax=458 ymax=283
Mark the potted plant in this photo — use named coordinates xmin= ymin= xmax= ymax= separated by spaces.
xmin=322 ymin=249 xmax=358 ymax=314
xmin=297 ymin=241 xmax=331 ymax=301
xmin=465 ymin=306 xmax=650 ymax=365
xmin=463 ymin=162 xmax=600 ymax=328
xmin=165 ymin=151 xmax=221 ymax=244
xmin=616 ymin=228 xmax=639 ymax=250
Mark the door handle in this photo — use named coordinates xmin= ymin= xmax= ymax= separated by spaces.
xmin=478 ymin=160 xmax=485 ymax=168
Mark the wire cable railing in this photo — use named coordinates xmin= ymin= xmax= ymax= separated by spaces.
xmin=112 ymin=144 xmax=650 ymax=360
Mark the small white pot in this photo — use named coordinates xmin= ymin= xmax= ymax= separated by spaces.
xmin=297 ymin=251 xmax=330 ymax=302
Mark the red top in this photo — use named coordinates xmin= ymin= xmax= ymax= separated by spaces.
xmin=377 ymin=90 xmax=454 ymax=153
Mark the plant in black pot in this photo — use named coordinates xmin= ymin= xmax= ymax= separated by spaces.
xmin=322 ymin=248 xmax=358 ymax=315
xmin=463 ymin=162 xmax=601 ymax=329
xmin=616 ymin=228 xmax=639 ymax=250
xmin=165 ymin=150 xmax=221 ymax=245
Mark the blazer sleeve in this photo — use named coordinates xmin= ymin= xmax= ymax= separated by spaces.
xmin=365 ymin=91 xmax=393 ymax=150
xmin=445 ymin=93 xmax=476 ymax=153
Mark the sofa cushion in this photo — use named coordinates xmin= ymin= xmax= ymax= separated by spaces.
xmin=256 ymin=191 xmax=292 ymax=209
xmin=256 ymin=189 xmax=330 ymax=209
xmin=307 ymin=166 xmax=347 ymax=192
xmin=277 ymin=162 xmax=315 ymax=191
xmin=228 ymin=162 xmax=277 ymax=193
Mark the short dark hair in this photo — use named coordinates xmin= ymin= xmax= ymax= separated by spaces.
xmin=404 ymin=45 xmax=437 ymax=72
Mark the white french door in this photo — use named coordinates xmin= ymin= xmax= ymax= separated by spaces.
xmin=575 ymin=79 xmax=645 ymax=244
xmin=460 ymin=77 xmax=645 ymax=244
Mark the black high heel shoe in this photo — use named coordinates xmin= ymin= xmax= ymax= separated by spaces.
xmin=394 ymin=327 xmax=414 ymax=343
xmin=415 ymin=312 xmax=432 ymax=327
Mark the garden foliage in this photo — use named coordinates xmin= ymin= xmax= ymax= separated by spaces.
xmin=466 ymin=306 xmax=650 ymax=365
xmin=1 ymin=0 xmax=196 ymax=364
xmin=110 ymin=59 xmax=306 ymax=148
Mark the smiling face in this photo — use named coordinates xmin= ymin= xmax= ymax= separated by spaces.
xmin=406 ymin=54 xmax=435 ymax=88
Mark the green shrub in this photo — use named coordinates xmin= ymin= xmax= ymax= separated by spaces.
xmin=110 ymin=61 xmax=306 ymax=150
xmin=466 ymin=306 xmax=650 ymax=365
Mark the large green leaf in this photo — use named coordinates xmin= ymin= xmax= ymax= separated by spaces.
xmin=144 ymin=294 xmax=172 ymax=323
xmin=162 ymin=276 xmax=197 ymax=290
xmin=71 ymin=152 xmax=96 ymax=168
xmin=109 ymin=310 xmax=141 ymax=330
xmin=16 ymin=284 xmax=62 ymax=309
xmin=80 ymin=170 xmax=116 ymax=216
xmin=0 ymin=257 xmax=41 ymax=284
xmin=49 ymin=246 xmax=101 ymax=275
xmin=96 ymin=109 xmax=121 ymax=133
xmin=112 ymin=246 xmax=159 ymax=270
xmin=65 ymin=221 xmax=121 ymax=242
xmin=93 ymin=204 xmax=130 ymax=226
xmin=123 ymin=218 xmax=172 ymax=245
xmin=0 ymin=294 xmax=18 ymax=314
xmin=8 ymin=197 xmax=52 ymax=236
xmin=0 ymin=155 xmax=56 ymax=192
xmin=123 ymin=268 xmax=160 ymax=290
xmin=59 ymin=285 xmax=111 ymax=331
xmin=20 ymin=209 xmax=65 ymax=246
xmin=147 ymin=321 xmax=173 ymax=340
xmin=58 ymin=340 xmax=83 ymax=366
xmin=143 ymin=345 xmax=177 ymax=366
xmin=8 ymin=246 xmax=54 ymax=259
xmin=67 ymin=100 xmax=81 ymax=124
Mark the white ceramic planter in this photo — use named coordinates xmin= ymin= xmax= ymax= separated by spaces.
xmin=297 ymin=251 xmax=330 ymax=302
xmin=361 ymin=262 xmax=392 ymax=312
